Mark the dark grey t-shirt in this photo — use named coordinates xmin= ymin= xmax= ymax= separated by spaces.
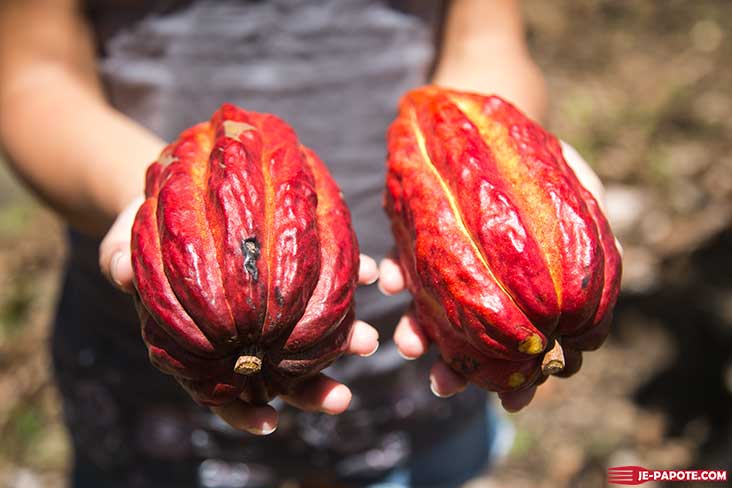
xmin=92 ymin=0 xmax=437 ymax=371
xmin=52 ymin=1 xmax=487 ymax=485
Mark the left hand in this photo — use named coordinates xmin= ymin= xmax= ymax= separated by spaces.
xmin=379 ymin=142 xmax=617 ymax=412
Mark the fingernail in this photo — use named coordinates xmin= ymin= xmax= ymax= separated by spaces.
xmin=429 ymin=375 xmax=454 ymax=398
xmin=359 ymin=257 xmax=378 ymax=285
xmin=397 ymin=348 xmax=417 ymax=361
xmin=256 ymin=421 xmax=277 ymax=436
xmin=360 ymin=341 xmax=379 ymax=358
xmin=322 ymin=384 xmax=351 ymax=413
xmin=396 ymin=330 xmax=423 ymax=360
xmin=377 ymin=280 xmax=393 ymax=296
xmin=110 ymin=252 xmax=123 ymax=287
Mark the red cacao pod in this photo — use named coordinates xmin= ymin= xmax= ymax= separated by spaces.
xmin=385 ymin=87 xmax=622 ymax=393
xmin=131 ymin=104 xmax=359 ymax=406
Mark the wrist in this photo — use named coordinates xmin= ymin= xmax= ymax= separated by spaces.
xmin=431 ymin=51 xmax=548 ymax=122
xmin=89 ymin=112 xmax=165 ymax=225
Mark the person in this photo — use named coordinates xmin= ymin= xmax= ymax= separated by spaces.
xmin=0 ymin=1 xmax=607 ymax=486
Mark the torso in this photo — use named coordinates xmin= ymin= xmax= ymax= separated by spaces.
xmin=53 ymin=2 xmax=487 ymax=485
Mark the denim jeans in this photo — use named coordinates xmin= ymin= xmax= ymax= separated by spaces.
xmin=359 ymin=405 xmax=512 ymax=488
xmin=70 ymin=405 xmax=511 ymax=488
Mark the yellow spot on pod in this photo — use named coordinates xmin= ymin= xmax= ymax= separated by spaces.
xmin=222 ymin=121 xmax=257 ymax=139
xmin=508 ymin=372 xmax=525 ymax=388
xmin=518 ymin=334 xmax=544 ymax=355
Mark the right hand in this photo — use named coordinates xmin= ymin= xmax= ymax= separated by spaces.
xmin=378 ymin=254 xmax=538 ymax=412
xmin=378 ymin=142 xmax=621 ymax=413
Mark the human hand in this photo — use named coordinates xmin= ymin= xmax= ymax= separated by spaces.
xmin=210 ymin=257 xmax=378 ymax=435
xmin=99 ymin=196 xmax=145 ymax=293
xmin=100 ymin=197 xmax=380 ymax=434
xmin=379 ymin=142 xmax=618 ymax=413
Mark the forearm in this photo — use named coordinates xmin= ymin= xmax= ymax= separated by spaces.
xmin=431 ymin=0 xmax=547 ymax=121
xmin=1 ymin=69 xmax=164 ymax=236
xmin=0 ymin=0 xmax=164 ymax=237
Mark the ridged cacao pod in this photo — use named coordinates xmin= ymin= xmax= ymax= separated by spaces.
xmin=385 ymin=87 xmax=622 ymax=393
xmin=131 ymin=104 xmax=359 ymax=406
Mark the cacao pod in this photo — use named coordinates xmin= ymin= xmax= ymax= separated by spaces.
xmin=385 ymin=86 xmax=622 ymax=393
xmin=131 ymin=104 xmax=359 ymax=406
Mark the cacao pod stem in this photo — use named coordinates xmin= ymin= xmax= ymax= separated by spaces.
xmin=541 ymin=339 xmax=565 ymax=376
xmin=234 ymin=345 xmax=263 ymax=375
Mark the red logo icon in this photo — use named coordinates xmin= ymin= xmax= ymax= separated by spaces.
xmin=607 ymin=466 xmax=648 ymax=485
xmin=608 ymin=466 xmax=728 ymax=485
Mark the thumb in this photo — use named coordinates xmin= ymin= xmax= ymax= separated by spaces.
xmin=560 ymin=141 xmax=606 ymax=213
xmin=99 ymin=196 xmax=144 ymax=293
xmin=560 ymin=141 xmax=623 ymax=256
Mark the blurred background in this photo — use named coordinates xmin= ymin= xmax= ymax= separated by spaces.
xmin=0 ymin=1 xmax=730 ymax=487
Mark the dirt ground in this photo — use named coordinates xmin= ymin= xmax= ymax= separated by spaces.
xmin=1 ymin=1 xmax=731 ymax=487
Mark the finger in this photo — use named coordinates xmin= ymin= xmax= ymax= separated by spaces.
xmin=615 ymin=237 xmax=624 ymax=257
xmin=281 ymin=374 xmax=352 ymax=415
xmin=210 ymin=401 xmax=278 ymax=435
xmin=498 ymin=386 xmax=537 ymax=413
xmin=99 ymin=196 xmax=144 ymax=293
xmin=429 ymin=359 xmax=467 ymax=398
xmin=347 ymin=320 xmax=379 ymax=357
xmin=358 ymin=254 xmax=379 ymax=285
xmin=393 ymin=311 xmax=429 ymax=360
xmin=560 ymin=142 xmax=622 ymax=258
xmin=560 ymin=141 xmax=606 ymax=213
xmin=100 ymin=242 xmax=133 ymax=292
xmin=378 ymin=255 xmax=405 ymax=295
xmin=112 ymin=252 xmax=134 ymax=293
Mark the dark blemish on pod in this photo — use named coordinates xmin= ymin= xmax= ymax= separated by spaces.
xmin=274 ymin=286 xmax=284 ymax=306
xmin=241 ymin=237 xmax=261 ymax=282
xmin=450 ymin=355 xmax=479 ymax=375
xmin=581 ymin=275 xmax=590 ymax=289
